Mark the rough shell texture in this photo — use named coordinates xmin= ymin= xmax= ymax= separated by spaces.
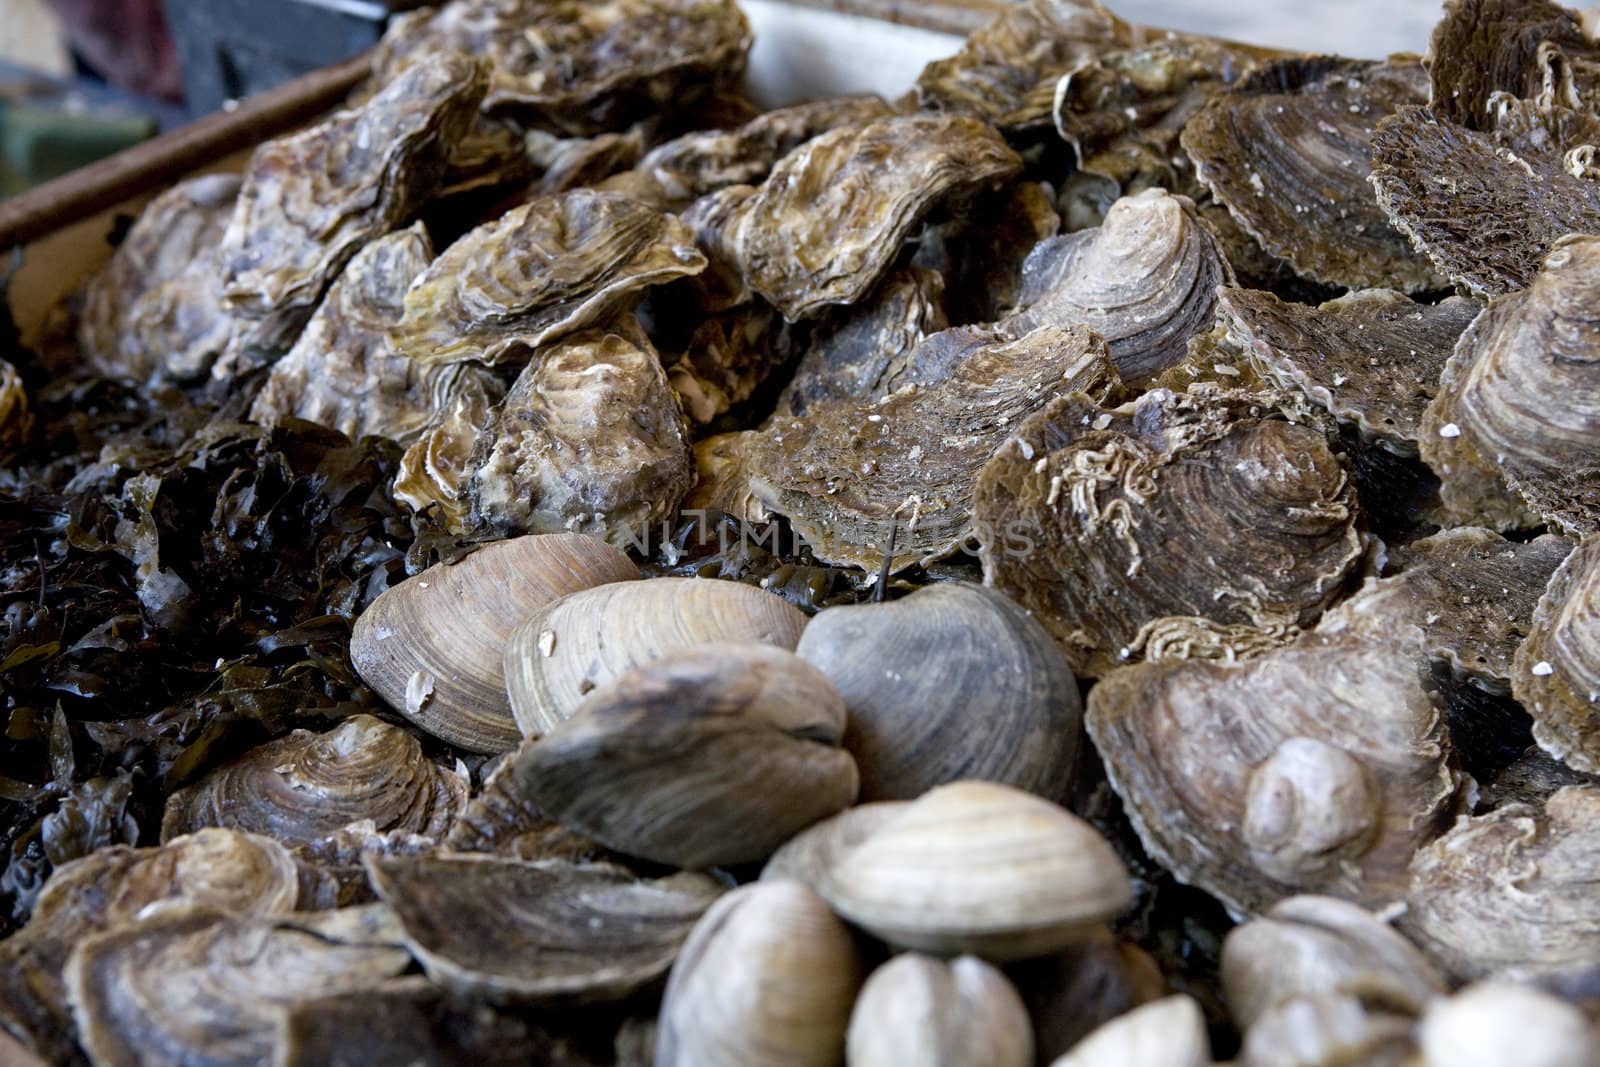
xmin=350 ymin=534 xmax=639 ymax=753
xmin=389 ymin=189 xmax=705 ymax=365
xmin=684 ymin=431 xmax=771 ymax=524
xmin=366 ymin=854 xmax=722 ymax=1002
xmin=218 ymin=53 xmax=486 ymax=347
xmin=911 ymin=180 xmax=1058 ymax=326
xmin=656 ymin=881 xmax=863 ymax=1067
xmin=465 ymin=324 xmax=694 ymax=544
xmin=795 ymin=583 xmax=1081 ymax=803
xmin=975 ymin=388 xmax=1363 ymax=677
xmin=846 ymin=954 xmax=1033 ymax=1067
xmin=1181 ymin=56 xmax=1441 ymax=292
xmin=1514 ymin=536 xmax=1600 ymax=773
xmin=1215 ymin=287 xmax=1481 ymax=452
xmin=65 ymin=907 xmax=410 ymax=1067
xmin=1417 ymin=981 xmax=1596 ymax=1067
xmin=443 ymin=755 xmax=617 ymax=864
xmin=1221 ymin=895 xmax=1447 ymax=1027
xmin=371 ymin=0 xmax=752 ymax=134
xmin=666 ymin=305 xmax=794 ymax=425
xmin=716 ymin=114 xmax=1021 ymax=320
xmin=0 ymin=359 xmax=30 ymax=464
xmin=1424 ymin=0 xmax=1600 ymax=130
xmin=509 ymin=644 xmax=858 ymax=868
xmin=392 ymin=370 xmax=504 ymax=532
xmin=1047 ymin=995 xmax=1210 ymax=1067
xmin=1237 ymin=992 xmax=1417 ymax=1067
xmin=749 ymin=323 xmax=1117 ymax=571
xmin=1421 ymin=237 xmax=1600 ymax=535
xmin=158 ymin=715 xmax=466 ymax=845
xmin=504 ymin=578 xmax=809 ymax=735
xmin=1006 ymin=188 xmax=1234 ymax=384
xmin=1085 ymin=582 xmax=1463 ymax=917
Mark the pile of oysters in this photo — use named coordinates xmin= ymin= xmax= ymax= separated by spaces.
xmin=8 ymin=0 xmax=1600 ymax=1062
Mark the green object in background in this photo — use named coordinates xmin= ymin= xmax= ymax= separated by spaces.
xmin=0 ymin=99 xmax=156 ymax=197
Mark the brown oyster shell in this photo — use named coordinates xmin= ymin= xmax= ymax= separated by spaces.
xmin=392 ymin=370 xmax=505 ymax=531
xmin=350 ymin=534 xmax=639 ymax=754
xmin=76 ymin=173 xmax=240 ymax=384
xmin=909 ymin=180 xmax=1058 ymax=325
xmin=0 ymin=358 xmax=30 ymax=464
xmin=1182 ymin=56 xmax=1443 ymax=292
xmin=684 ymin=432 xmax=771 ymax=524
xmin=712 ymin=114 xmax=1021 ymax=320
xmin=65 ymin=907 xmax=410 ymax=1067
xmin=1402 ymin=785 xmax=1600 ymax=980
xmin=748 ymin=323 xmax=1119 ymax=571
xmin=1422 ymin=236 xmax=1600 ymax=534
xmin=366 ymin=854 xmax=722 ymax=1002
xmin=974 ymin=388 xmax=1363 ymax=678
xmin=1424 ymin=0 xmax=1600 ymax=130
xmin=1084 ymin=581 xmax=1464 ymax=917
xmin=389 ymin=190 xmax=705 ymax=366
xmin=371 ymin=0 xmax=751 ymax=135
xmin=159 ymin=715 xmax=465 ymax=845
xmin=1005 ymin=188 xmax=1233 ymax=384
xmin=1513 ymin=535 xmax=1600 ymax=774
xmin=465 ymin=323 xmax=693 ymax=544
xmin=1216 ymin=287 xmax=1481 ymax=453
xmin=666 ymin=305 xmax=794 ymax=425
xmin=526 ymin=128 xmax=647 ymax=197
xmin=443 ymin=756 xmax=617 ymax=864
xmin=218 ymin=53 xmax=487 ymax=351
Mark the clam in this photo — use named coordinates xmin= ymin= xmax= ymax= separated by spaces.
xmin=656 ymin=881 xmax=863 ymax=1067
xmin=350 ymin=533 xmax=638 ymax=753
xmin=846 ymin=954 xmax=1033 ymax=1067
xmin=1236 ymin=993 xmax=1417 ymax=1067
xmin=509 ymin=643 xmax=859 ymax=868
xmin=1416 ymin=982 xmax=1596 ymax=1067
xmin=1221 ymin=895 xmax=1446 ymax=1028
xmin=1402 ymin=785 xmax=1600 ymax=980
xmin=795 ymin=583 xmax=1081 ymax=802
xmin=1514 ymin=535 xmax=1600 ymax=772
xmin=158 ymin=715 xmax=466 ymax=845
xmin=503 ymin=577 xmax=809 ymax=736
xmin=1011 ymin=932 xmax=1168 ymax=1063
xmin=1046 ymin=995 xmax=1210 ymax=1067
xmin=365 ymin=854 xmax=722 ymax=1002
xmin=1085 ymin=581 xmax=1464 ymax=917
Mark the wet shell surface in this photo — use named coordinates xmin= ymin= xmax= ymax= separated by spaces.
xmin=350 ymin=533 xmax=638 ymax=753
xmin=1047 ymin=995 xmax=1211 ymax=1067
xmin=1514 ymin=535 xmax=1600 ymax=773
xmin=846 ymin=954 xmax=1033 ymax=1067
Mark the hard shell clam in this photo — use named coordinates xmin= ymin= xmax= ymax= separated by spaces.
xmin=1514 ymin=534 xmax=1600 ymax=772
xmin=1416 ymin=981 xmax=1596 ymax=1067
xmin=509 ymin=643 xmax=858 ymax=868
xmin=846 ymin=954 xmax=1033 ymax=1067
xmin=1046 ymin=995 xmax=1210 ymax=1067
xmin=1236 ymin=992 xmax=1417 ymax=1067
xmin=503 ymin=577 xmax=809 ymax=736
xmin=795 ymin=583 xmax=1081 ymax=802
xmin=350 ymin=533 xmax=639 ymax=753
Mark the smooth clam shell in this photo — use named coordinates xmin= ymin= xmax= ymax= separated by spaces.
xmin=504 ymin=577 xmax=808 ymax=736
xmin=1047 ymin=995 xmax=1210 ymax=1067
xmin=510 ymin=643 xmax=857 ymax=868
xmin=1514 ymin=535 xmax=1600 ymax=772
xmin=846 ymin=954 xmax=1033 ymax=1067
xmin=1417 ymin=982 xmax=1595 ymax=1067
xmin=1236 ymin=992 xmax=1417 ymax=1067
xmin=795 ymin=583 xmax=1081 ymax=802
xmin=656 ymin=881 xmax=863 ymax=1067
xmin=350 ymin=533 xmax=639 ymax=753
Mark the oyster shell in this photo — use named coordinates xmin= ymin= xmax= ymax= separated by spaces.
xmin=526 ymin=127 xmax=647 ymax=197
xmin=910 ymin=180 xmax=1058 ymax=326
xmin=371 ymin=0 xmax=752 ymax=135
xmin=666 ymin=305 xmax=794 ymax=425
xmin=1005 ymin=188 xmax=1233 ymax=384
xmin=218 ymin=52 xmax=487 ymax=354
xmin=465 ymin=323 xmax=693 ymax=543
xmin=1424 ymin=0 xmax=1600 ymax=130
xmin=684 ymin=432 xmax=771 ymax=523
xmin=159 ymin=715 xmax=465 ymax=845
xmin=1181 ymin=56 xmax=1443 ymax=292
xmin=1421 ymin=236 xmax=1600 ymax=534
xmin=392 ymin=371 xmax=505 ymax=531
xmin=1513 ymin=535 xmax=1600 ymax=773
xmin=1084 ymin=581 xmax=1464 ymax=917
xmin=389 ymin=190 xmax=705 ymax=366
xmin=442 ymin=756 xmax=616 ymax=864
xmin=1402 ymin=785 xmax=1600 ymax=980
xmin=1011 ymin=933 xmax=1167 ymax=1062
xmin=0 ymin=358 xmax=30 ymax=464
xmin=708 ymin=114 xmax=1021 ymax=320
xmin=974 ymin=388 xmax=1363 ymax=677
xmin=748 ymin=323 xmax=1118 ymax=571
xmin=366 ymin=854 xmax=722 ymax=1002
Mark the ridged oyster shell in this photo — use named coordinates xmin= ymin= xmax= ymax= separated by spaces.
xmin=1513 ymin=535 xmax=1600 ymax=774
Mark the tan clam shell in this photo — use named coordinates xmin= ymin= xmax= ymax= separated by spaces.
xmin=1417 ymin=983 xmax=1595 ymax=1067
xmin=1513 ymin=534 xmax=1600 ymax=773
xmin=1236 ymin=992 xmax=1417 ymax=1067
xmin=350 ymin=533 xmax=638 ymax=753
xmin=846 ymin=954 xmax=1033 ymax=1067
xmin=1047 ymin=995 xmax=1210 ymax=1067
xmin=503 ymin=577 xmax=808 ymax=736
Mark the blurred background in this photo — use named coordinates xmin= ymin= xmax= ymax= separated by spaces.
xmin=0 ymin=0 xmax=1447 ymax=197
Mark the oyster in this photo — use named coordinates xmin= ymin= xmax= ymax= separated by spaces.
xmin=666 ymin=305 xmax=794 ymax=425
xmin=465 ymin=323 xmax=693 ymax=543
xmin=526 ymin=128 xmax=646 ymax=196
xmin=684 ymin=432 xmax=770 ymax=523
xmin=366 ymin=854 xmax=722 ymax=1002
xmin=389 ymin=190 xmax=705 ymax=366
xmin=708 ymin=114 xmax=1021 ymax=320
xmin=910 ymin=180 xmax=1058 ymax=325
xmin=392 ymin=371 xmax=505 ymax=530
xmin=1085 ymin=581 xmax=1464 ymax=917
xmin=748 ymin=323 xmax=1118 ymax=570
xmin=1005 ymin=188 xmax=1234 ymax=384
xmin=248 ymin=224 xmax=501 ymax=445
xmin=1513 ymin=535 xmax=1600 ymax=774
xmin=218 ymin=52 xmax=487 ymax=355
xmin=442 ymin=756 xmax=617 ymax=864
xmin=974 ymin=388 xmax=1363 ymax=677
xmin=1181 ymin=56 xmax=1443 ymax=292
xmin=76 ymin=173 xmax=240 ymax=383
xmin=371 ymin=0 xmax=752 ymax=135
xmin=437 ymin=115 xmax=540 ymax=199
xmin=1423 ymin=0 xmax=1600 ymax=129
xmin=159 ymin=715 xmax=465 ymax=846
xmin=0 ymin=358 xmax=29 ymax=463
xmin=1402 ymin=785 xmax=1600 ymax=979
xmin=1421 ymin=236 xmax=1600 ymax=534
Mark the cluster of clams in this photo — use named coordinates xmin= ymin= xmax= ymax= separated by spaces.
xmin=8 ymin=0 xmax=1600 ymax=1063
